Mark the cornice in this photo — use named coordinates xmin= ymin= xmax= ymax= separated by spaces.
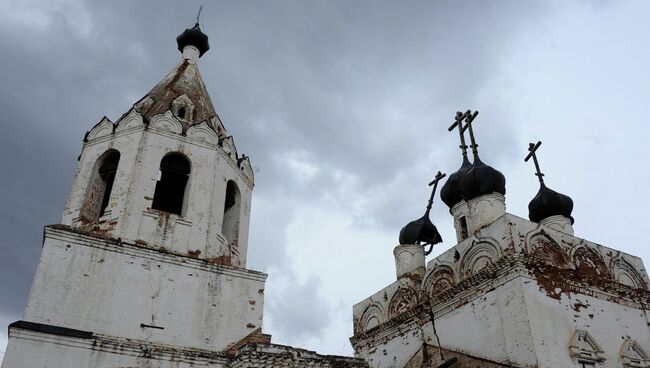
xmin=44 ymin=225 xmax=267 ymax=283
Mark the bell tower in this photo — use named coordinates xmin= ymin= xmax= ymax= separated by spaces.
xmin=2 ymin=22 xmax=269 ymax=367
xmin=60 ymin=22 xmax=254 ymax=267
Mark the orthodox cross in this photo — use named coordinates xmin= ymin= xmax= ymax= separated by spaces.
xmin=447 ymin=111 xmax=469 ymax=158
xmin=524 ymin=141 xmax=545 ymax=184
xmin=425 ymin=171 xmax=446 ymax=214
xmin=461 ymin=109 xmax=480 ymax=158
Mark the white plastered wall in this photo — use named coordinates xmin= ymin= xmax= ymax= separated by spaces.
xmin=22 ymin=227 xmax=266 ymax=352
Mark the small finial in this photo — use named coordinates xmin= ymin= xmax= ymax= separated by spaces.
xmin=524 ymin=141 xmax=545 ymax=185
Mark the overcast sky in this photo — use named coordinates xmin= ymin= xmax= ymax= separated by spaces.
xmin=1 ymin=0 xmax=649 ymax=360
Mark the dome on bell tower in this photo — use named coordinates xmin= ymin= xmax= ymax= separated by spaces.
xmin=176 ymin=23 xmax=210 ymax=57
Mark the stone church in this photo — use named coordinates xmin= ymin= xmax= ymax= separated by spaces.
xmin=349 ymin=112 xmax=650 ymax=367
xmin=2 ymin=21 xmax=650 ymax=368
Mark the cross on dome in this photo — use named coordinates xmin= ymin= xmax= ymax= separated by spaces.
xmin=448 ymin=111 xmax=469 ymax=158
xmin=398 ymin=171 xmax=445 ymax=252
xmin=461 ymin=110 xmax=480 ymax=158
xmin=525 ymin=141 xmax=545 ymax=185
xmin=524 ymin=140 xmax=575 ymax=224
xmin=426 ymin=171 xmax=447 ymax=214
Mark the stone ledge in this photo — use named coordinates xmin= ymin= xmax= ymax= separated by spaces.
xmin=44 ymin=225 xmax=268 ymax=282
xmin=8 ymin=322 xmax=230 ymax=364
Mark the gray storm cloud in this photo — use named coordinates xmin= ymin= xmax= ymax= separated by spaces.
xmin=1 ymin=0 xmax=649 ymax=357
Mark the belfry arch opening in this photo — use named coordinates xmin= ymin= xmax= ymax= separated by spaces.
xmin=222 ymin=180 xmax=241 ymax=250
xmin=81 ymin=150 xmax=120 ymax=221
xmin=152 ymin=153 xmax=190 ymax=216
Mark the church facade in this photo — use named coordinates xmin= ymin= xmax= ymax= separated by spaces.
xmin=1 ymin=23 xmax=365 ymax=368
xmin=350 ymin=112 xmax=650 ymax=367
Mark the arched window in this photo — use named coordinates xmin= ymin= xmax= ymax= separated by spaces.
xmin=222 ymin=180 xmax=241 ymax=249
xmin=81 ymin=150 xmax=120 ymax=221
xmin=178 ymin=107 xmax=186 ymax=119
xmin=152 ymin=153 xmax=190 ymax=215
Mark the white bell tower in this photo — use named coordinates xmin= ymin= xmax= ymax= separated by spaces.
xmin=2 ymin=22 xmax=270 ymax=367
xmin=59 ymin=23 xmax=255 ymax=268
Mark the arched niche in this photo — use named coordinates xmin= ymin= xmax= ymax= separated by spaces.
xmin=80 ymin=149 xmax=121 ymax=221
xmin=571 ymin=245 xmax=610 ymax=280
xmin=388 ymin=287 xmax=418 ymax=319
xmin=150 ymin=111 xmax=183 ymax=134
xmin=115 ymin=109 xmax=144 ymax=132
xmin=527 ymin=232 xmax=569 ymax=267
xmin=187 ymin=121 xmax=218 ymax=145
xmin=222 ymin=180 xmax=241 ymax=251
xmin=171 ymin=94 xmax=195 ymax=123
xmin=423 ymin=265 xmax=455 ymax=300
xmin=151 ymin=153 xmax=191 ymax=216
xmin=459 ymin=240 xmax=501 ymax=278
xmin=610 ymin=257 xmax=647 ymax=289
xmin=86 ymin=117 xmax=114 ymax=141
xmin=356 ymin=303 xmax=385 ymax=333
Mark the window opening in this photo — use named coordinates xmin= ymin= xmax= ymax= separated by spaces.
xmin=222 ymin=180 xmax=241 ymax=249
xmin=178 ymin=107 xmax=186 ymax=119
xmin=459 ymin=216 xmax=469 ymax=240
xmin=81 ymin=150 xmax=120 ymax=221
xmin=152 ymin=153 xmax=190 ymax=215
xmin=98 ymin=152 xmax=120 ymax=217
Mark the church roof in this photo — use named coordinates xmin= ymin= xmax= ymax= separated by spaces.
xmin=134 ymin=58 xmax=219 ymax=128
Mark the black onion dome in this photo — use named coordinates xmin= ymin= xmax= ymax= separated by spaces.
xmin=528 ymin=184 xmax=574 ymax=224
xmin=399 ymin=213 xmax=443 ymax=246
xmin=440 ymin=156 xmax=472 ymax=209
xmin=177 ymin=23 xmax=210 ymax=57
xmin=459 ymin=157 xmax=506 ymax=201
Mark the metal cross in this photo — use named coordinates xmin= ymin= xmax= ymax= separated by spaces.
xmin=524 ymin=141 xmax=545 ymax=184
xmin=195 ymin=5 xmax=204 ymax=24
xmin=425 ymin=171 xmax=447 ymax=213
xmin=461 ymin=110 xmax=480 ymax=158
xmin=447 ymin=111 xmax=469 ymax=158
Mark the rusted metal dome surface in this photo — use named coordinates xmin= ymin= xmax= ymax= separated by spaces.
xmin=528 ymin=183 xmax=574 ymax=224
xmin=459 ymin=157 xmax=506 ymax=201
xmin=440 ymin=156 xmax=471 ymax=209
xmin=399 ymin=213 xmax=443 ymax=246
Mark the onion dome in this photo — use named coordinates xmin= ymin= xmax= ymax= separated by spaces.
xmin=440 ymin=156 xmax=471 ymax=209
xmin=399 ymin=213 xmax=443 ymax=246
xmin=177 ymin=23 xmax=210 ymax=57
xmin=399 ymin=171 xmax=446 ymax=246
xmin=459 ymin=157 xmax=506 ymax=201
xmin=528 ymin=184 xmax=574 ymax=224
